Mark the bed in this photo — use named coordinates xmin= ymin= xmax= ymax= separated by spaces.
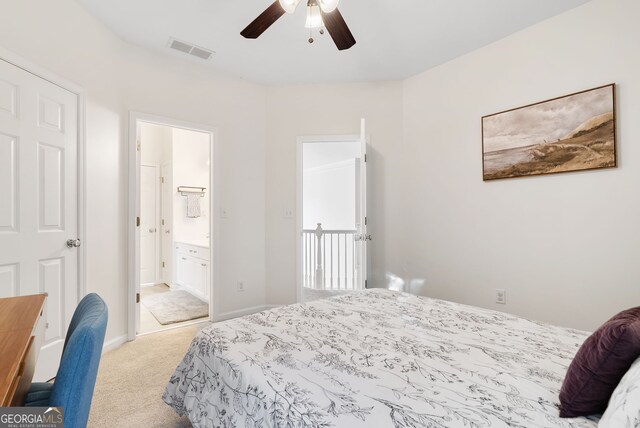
xmin=164 ymin=289 xmax=599 ymax=427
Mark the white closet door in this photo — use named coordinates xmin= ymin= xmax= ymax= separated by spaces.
xmin=160 ymin=162 xmax=173 ymax=285
xmin=0 ymin=59 xmax=79 ymax=381
xmin=140 ymin=164 xmax=159 ymax=286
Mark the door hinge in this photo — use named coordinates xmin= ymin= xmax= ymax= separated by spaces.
xmin=364 ymin=216 xmax=368 ymax=226
xmin=365 ymin=280 xmax=368 ymax=289
xmin=136 ymin=141 xmax=141 ymax=152
xmin=161 ymin=219 xmax=165 ymax=226
xmin=162 ymin=261 xmax=165 ymax=268
xmin=161 ymin=176 xmax=165 ymax=184
xmin=136 ymin=293 xmax=140 ymax=303
xmin=364 ymin=154 xmax=367 ymax=162
xmin=136 ymin=216 xmax=140 ymax=227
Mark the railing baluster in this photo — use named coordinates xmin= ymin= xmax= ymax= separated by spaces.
xmin=304 ymin=235 xmax=309 ymax=287
xmin=330 ymin=234 xmax=334 ymax=288
xmin=344 ymin=233 xmax=347 ymax=289
xmin=323 ymin=234 xmax=326 ymax=289
xmin=312 ymin=234 xmax=315 ymax=289
xmin=313 ymin=223 xmax=322 ymax=290
xmin=335 ymin=234 xmax=339 ymax=290
xmin=339 ymin=233 xmax=342 ymax=290
xmin=309 ymin=233 xmax=312 ymax=288
xmin=313 ymin=233 xmax=316 ymax=289
xmin=309 ymin=234 xmax=312 ymax=287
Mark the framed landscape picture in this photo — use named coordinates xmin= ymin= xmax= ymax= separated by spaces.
xmin=482 ymin=84 xmax=616 ymax=181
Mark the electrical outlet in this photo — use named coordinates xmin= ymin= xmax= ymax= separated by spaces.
xmin=283 ymin=207 xmax=294 ymax=219
xmin=495 ymin=289 xmax=506 ymax=304
xmin=237 ymin=281 xmax=244 ymax=292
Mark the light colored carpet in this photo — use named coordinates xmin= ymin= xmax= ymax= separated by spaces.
xmin=88 ymin=325 xmax=202 ymax=427
xmin=142 ymin=290 xmax=208 ymax=325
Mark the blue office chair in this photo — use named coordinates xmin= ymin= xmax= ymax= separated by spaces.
xmin=25 ymin=293 xmax=108 ymax=428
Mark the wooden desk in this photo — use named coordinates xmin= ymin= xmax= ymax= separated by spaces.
xmin=0 ymin=294 xmax=46 ymax=406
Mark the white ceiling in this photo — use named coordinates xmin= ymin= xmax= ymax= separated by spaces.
xmin=77 ymin=0 xmax=590 ymax=85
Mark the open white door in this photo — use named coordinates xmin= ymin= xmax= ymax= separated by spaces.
xmin=0 ymin=59 xmax=79 ymax=381
xmin=297 ymin=120 xmax=368 ymax=298
xmin=161 ymin=162 xmax=173 ymax=285
xmin=140 ymin=164 xmax=159 ymax=286
xmin=133 ymin=122 xmax=141 ymax=336
xmin=357 ymin=118 xmax=368 ymax=288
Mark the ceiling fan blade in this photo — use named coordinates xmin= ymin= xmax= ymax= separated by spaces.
xmin=241 ymin=1 xmax=286 ymax=39
xmin=321 ymin=7 xmax=356 ymax=51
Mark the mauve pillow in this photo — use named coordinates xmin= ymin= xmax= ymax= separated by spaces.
xmin=559 ymin=307 xmax=640 ymax=418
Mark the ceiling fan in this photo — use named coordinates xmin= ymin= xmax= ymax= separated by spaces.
xmin=241 ymin=0 xmax=356 ymax=51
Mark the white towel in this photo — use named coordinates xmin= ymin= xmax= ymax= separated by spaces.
xmin=186 ymin=194 xmax=201 ymax=218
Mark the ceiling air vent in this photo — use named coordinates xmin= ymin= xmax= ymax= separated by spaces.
xmin=168 ymin=38 xmax=215 ymax=60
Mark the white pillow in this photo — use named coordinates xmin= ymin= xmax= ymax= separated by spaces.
xmin=599 ymin=356 xmax=640 ymax=427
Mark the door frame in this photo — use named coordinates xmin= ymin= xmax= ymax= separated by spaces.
xmin=128 ymin=111 xmax=219 ymax=341
xmin=0 ymin=47 xmax=87 ymax=299
xmin=139 ymin=162 xmax=161 ymax=287
xmin=295 ymin=133 xmax=366 ymax=303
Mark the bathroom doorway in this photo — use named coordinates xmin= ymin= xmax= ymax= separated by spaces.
xmin=128 ymin=113 xmax=217 ymax=338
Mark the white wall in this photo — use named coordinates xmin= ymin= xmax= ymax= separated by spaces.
xmin=265 ymin=82 xmax=405 ymax=305
xmin=401 ymin=0 xmax=640 ymax=331
xmin=303 ymin=160 xmax=357 ymax=231
xmin=303 ymin=140 xmax=361 ymax=231
xmin=140 ymin=122 xmax=172 ymax=165
xmin=303 ymin=141 xmax=361 ymax=169
xmin=172 ymin=128 xmax=210 ymax=247
xmin=0 ymin=0 xmax=267 ymax=343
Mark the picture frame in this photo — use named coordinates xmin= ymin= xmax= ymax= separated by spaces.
xmin=482 ymin=84 xmax=616 ymax=181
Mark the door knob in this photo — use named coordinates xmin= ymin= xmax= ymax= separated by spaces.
xmin=66 ymin=238 xmax=81 ymax=248
xmin=149 ymin=228 xmax=155 ymax=233
xmin=365 ymin=234 xmax=372 ymax=241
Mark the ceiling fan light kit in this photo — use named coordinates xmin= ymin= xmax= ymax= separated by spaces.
xmin=318 ymin=0 xmax=339 ymax=13
xmin=241 ymin=0 xmax=356 ymax=50
xmin=278 ymin=0 xmax=301 ymax=14
xmin=305 ymin=4 xmax=324 ymax=29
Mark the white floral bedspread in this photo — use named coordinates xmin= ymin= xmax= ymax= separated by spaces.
xmin=164 ymin=289 xmax=598 ymax=427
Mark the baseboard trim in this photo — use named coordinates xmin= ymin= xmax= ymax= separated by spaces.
xmin=102 ymin=334 xmax=127 ymax=354
xmin=265 ymin=304 xmax=282 ymax=310
xmin=214 ymin=305 xmax=272 ymax=322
